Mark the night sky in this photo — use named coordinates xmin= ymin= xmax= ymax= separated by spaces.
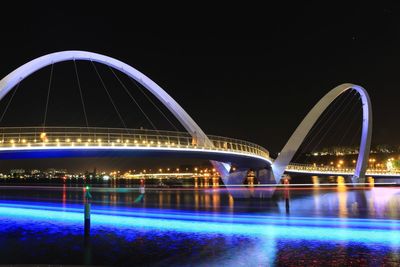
xmin=0 ymin=2 xmax=399 ymax=171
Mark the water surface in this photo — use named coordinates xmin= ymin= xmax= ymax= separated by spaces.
xmin=0 ymin=183 xmax=399 ymax=266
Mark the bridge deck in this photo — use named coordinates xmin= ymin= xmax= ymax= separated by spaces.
xmin=286 ymin=163 xmax=400 ymax=177
xmin=0 ymin=127 xmax=271 ymax=168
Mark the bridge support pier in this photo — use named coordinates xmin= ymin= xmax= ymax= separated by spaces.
xmin=221 ymin=168 xmax=252 ymax=199
xmin=212 ymin=160 xmax=276 ymax=199
xmin=352 ymin=176 xmax=366 ymax=185
xmin=252 ymin=168 xmax=275 ymax=198
xmin=211 ymin=161 xmax=252 ymax=199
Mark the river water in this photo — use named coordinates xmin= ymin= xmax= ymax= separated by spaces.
xmin=0 ymin=180 xmax=399 ymax=266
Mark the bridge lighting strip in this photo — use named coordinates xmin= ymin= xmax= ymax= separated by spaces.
xmin=217 ymin=182 xmax=397 ymax=187
xmin=0 ymin=145 xmax=273 ymax=164
xmin=128 ymin=173 xmax=196 ymax=177
xmin=285 ymin=169 xmax=400 ymax=177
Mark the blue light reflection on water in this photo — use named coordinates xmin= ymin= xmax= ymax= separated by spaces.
xmin=0 ymin=201 xmax=399 ymax=247
xmin=1 ymin=186 xmax=400 ymax=265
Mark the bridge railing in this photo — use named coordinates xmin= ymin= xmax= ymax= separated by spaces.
xmin=286 ymin=162 xmax=400 ymax=175
xmin=286 ymin=163 xmax=354 ymax=172
xmin=0 ymin=127 xmax=270 ymax=160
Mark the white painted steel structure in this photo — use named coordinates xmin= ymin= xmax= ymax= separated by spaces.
xmin=0 ymin=51 xmax=256 ymax=185
xmin=272 ymin=83 xmax=372 ymax=183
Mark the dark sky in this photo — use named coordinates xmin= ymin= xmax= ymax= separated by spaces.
xmin=0 ymin=2 xmax=399 ymax=157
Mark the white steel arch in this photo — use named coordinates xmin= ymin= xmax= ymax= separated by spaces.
xmin=272 ymin=83 xmax=372 ymax=183
xmin=0 ymin=51 xmax=212 ymax=145
xmin=0 ymin=51 xmax=232 ymax=176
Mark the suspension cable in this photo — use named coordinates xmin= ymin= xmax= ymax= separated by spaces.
xmin=346 ymin=99 xmax=364 ymax=148
xmin=90 ymin=60 xmax=127 ymax=129
xmin=73 ymin=60 xmax=89 ymax=128
xmin=301 ymin=91 xmax=355 ymax=152
xmin=349 ymin=122 xmax=362 ymax=147
xmin=307 ymin=90 xmax=359 ymax=154
xmin=43 ymin=63 xmax=54 ymax=129
xmin=0 ymin=81 xmax=21 ymax=124
xmin=336 ymin=96 xmax=361 ymax=146
xmin=326 ymin=91 xmax=359 ymax=142
xmin=108 ymin=66 xmax=158 ymax=131
xmin=293 ymin=90 xmax=354 ymax=162
xmin=129 ymin=77 xmax=179 ymax=131
xmin=297 ymin=93 xmax=342 ymax=147
xmin=302 ymin=91 xmax=358 ymax=164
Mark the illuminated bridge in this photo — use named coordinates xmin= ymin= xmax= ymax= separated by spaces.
xmin=0 ymin=50 xmax=376 ymax=198
xmin=285 ymin=163 xmax=400 ymax=178
xmin=0 ymin=126 xmax=270 ymax=169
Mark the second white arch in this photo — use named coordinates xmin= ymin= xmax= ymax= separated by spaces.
xmin=272 ymin=83 xmax=372 ymax=183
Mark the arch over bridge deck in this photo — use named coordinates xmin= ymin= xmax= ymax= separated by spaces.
xmin=0 ymin=51 xmax=373 ymax=198
xmin=0 ymin=50 xmax=236 ymax=180
xmin=0 ymin=51 xmax=210 ymax=145
xmin=272 ymin=83 xmax=372 ymax=184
